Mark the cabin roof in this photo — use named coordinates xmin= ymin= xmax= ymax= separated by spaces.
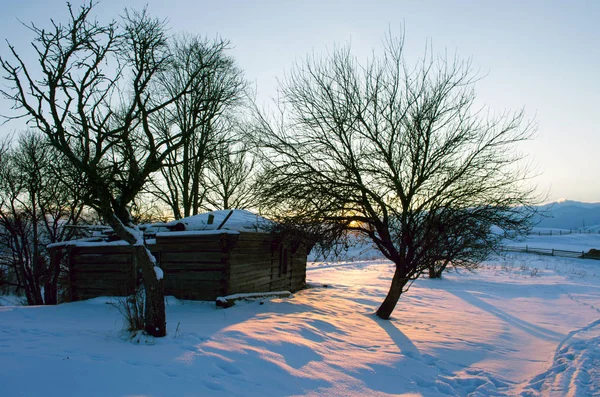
xmin=48 ymin=209 xmax=273 ymax=249
xmin=145 ymin=209 xmax=273 ymax=234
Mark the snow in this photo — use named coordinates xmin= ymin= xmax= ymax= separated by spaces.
xmin=53 ymin=210 xmax=266 ymax=249
xmin=147 ymin=209 xmax=273 ymax=235
xmin=47 ymin=239 xmax=131 ymax=248
xmin=2 ymin=234 xmax=600 ymax=396
xmin=506 ymin=231 xmax=600 ymax=252
xmin=155 ymin=230 xmax=240 ymax=238
xmin=154 ymin=265 xmax=164 ymax=281
xmin=217 ymin=291 xmax=292 ymax=301
xmin=216 ymin=291 xmax=292 ymax=307
xmin=125 ymin=225 xmax=145 ymax=246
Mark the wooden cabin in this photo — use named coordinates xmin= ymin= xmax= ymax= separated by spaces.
xmin=51 ymin=210 xmax=310 ymax=301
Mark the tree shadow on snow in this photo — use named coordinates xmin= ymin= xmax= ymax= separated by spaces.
xmin=448 ymin=289 xmax=564 ymax=342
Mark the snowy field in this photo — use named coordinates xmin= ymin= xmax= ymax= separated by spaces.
xmin=2 ymin=236 xmax=600 ymax=396
xmin=509 ymin=231 xmax=600 ymax=253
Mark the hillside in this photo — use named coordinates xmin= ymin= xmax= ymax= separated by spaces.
xmin=533 ymin=200 xmax=600 ymax=230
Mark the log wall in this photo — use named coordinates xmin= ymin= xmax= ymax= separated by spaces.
xmin=155 ymin=232 xmax=238 ymax=300
xmin=67 ymin=245 xmax=135 ymax=301
xmin=227 ymin=232 xmax=308 ymax=295
xmin=65 ymin=232 xmax=308 ymax=301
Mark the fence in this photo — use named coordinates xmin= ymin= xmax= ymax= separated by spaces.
xmin=501 ymin=245 xmax=600 ymax=260
xmin=527 ymin=230 xmax=600 ymax=236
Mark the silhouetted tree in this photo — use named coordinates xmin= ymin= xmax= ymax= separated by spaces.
xmin=204 ymin=140 xmax=258 ymax=210
xmin=254 ymin=35 xmax=538 ymax=319
xmin=0 ymin=2 xmax=224 ymax=335
xmin=0 ymin=132 xmax=87 ymax=304
xmin=147 ymin=35 xmax=247 ymax=219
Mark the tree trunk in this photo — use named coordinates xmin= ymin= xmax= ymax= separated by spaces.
xmin=429 ymin=261 xmax=448 ymax=279
xmin=43 ymin=281 xmax=57 ymax=305
xmin=376 ymin=265 xmax=409 ymax=319
xmin=104 ymin=212 xmax=167 ymax=337
xmin=429 ymin=265 xmax=442 ymax=279
xmin=21 ymin=263 xmax=44 ymax=305
xmin=43 ymin=249 xmax=62 ymax=305
xmin=134 ymin=245 xmax=166 ymax=337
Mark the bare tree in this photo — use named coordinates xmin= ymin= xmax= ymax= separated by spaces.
xmin=147 ymin=35 xmax=247 ymax=219
xmin=203 ymin=140 xmax=258 ymax=210
xmin=0 ymin=3 xmax=218 ymax=335
xmin=0 ymin=132 xmax=87 ymax=305
xmin=254 ymin=35 xmax=538 ymax=319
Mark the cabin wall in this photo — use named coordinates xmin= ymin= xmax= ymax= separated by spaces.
xmin=67 ymin=245 xmax=136 ymax=301
xmin=227 ymin=232 xmax=308 ymax=295
xmin=65 ymin=232 xmax=308 ymax=302
xmin=156 ymin=233 xmax=238 ymax=300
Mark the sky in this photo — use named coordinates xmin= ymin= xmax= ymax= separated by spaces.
xmin=0 ymin=0 xmax=598 ymax=203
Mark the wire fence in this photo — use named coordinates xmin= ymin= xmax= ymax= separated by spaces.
xmin=501 ymin=245 xmax=600 ymax=260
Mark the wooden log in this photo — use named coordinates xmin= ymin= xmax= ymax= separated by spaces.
xmin=170 ymin=290 xmax=222 ymax=301
xmin=163 ymin=266 xmax=225 ymax=274
xmin=162 ymin=260 xmax=225 ymax=268
xmin=70 ymin=246 xmax=134 ymax=256
xmin=228 ymin=272 xmax=272 ymax=284
xmin=269 ymin=279 xmax=289 ymax=291
xmin=234 ymin=232 xmax=272 ymax=240
xmin=229 ymin=263 xmax=272 ymax=273
xmin=72 ymin=255 xmax=131 ymax=264
xmin=156 ymin=234 xmax=239 ymax=247
xmin=160 ymin=251 xmax=225 ymax=263
xmin=229 ymin=267 xmax=272 ymax=276
xmin=228 ymin=279 xmax=274 ymax=294
xmin=71 ymin=276 xmax=132 ymax=285
xmin=229 ymin=252 xmax=273 ymax=261
xmin=72 ymin=279 xmax=133 ymax=289
xmin=216 ymin=291 xmax=292 ymax=308
xmin=232 ymin=245 xmax=270 ymax=252
xmin=72 ymin=267 xmax=129 ymax=274
xmin=165 ymin=270 xmax=224 ymax=282
xmin=229 ymin=272 xmax=272 ymax=285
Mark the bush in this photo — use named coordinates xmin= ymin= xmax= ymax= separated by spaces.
xmin=111 ymin=286 xmax=145 ymax=333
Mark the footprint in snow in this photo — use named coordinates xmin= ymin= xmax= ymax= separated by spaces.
xmin=217 ymin=361 xmax=243 ymax=376
xmin=123 ymin=360 xmax=142 ymax=366
xmin=202 ymin=380 xmax=225 ymax=391
xmin=161 ymin=370 xmax=178 ymax=378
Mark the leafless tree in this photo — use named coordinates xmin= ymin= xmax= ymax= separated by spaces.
xmin=0 ymin=2 xmax=220 ymax=335
xmin=203 ymin=140 xmax=258 ymax=210
xmin=0 ymin=132 xmax=87 ymax=304
xmin=129 ymin=193 xmax=171 ymax=225
xmin=253 ymin=35 xmax=539 ymax=319
xmin=147 ymin=35 xmax=247 ymax=219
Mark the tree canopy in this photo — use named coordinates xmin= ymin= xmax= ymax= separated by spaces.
xmin=254 ymin=35 xmax=538 ymax=319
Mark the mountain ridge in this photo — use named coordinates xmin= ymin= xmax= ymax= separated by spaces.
xmin=533 ymin=200 xmax=600 ymax=230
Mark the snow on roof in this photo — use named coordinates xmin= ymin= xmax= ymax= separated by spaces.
xmin=146 ymin=209 xmax=274 ymax=235
xmin=49 ymin=210 xmax=274 ymax=248
xmin=47 ymin=239 xmax=131 ymax=249
xmin=154 ymin=230 xmax=240 ymax=238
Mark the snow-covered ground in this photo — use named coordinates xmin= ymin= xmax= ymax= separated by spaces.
xmin=2 ymin=237 xmax=600 ymax=396
xmin=508 ymin=231 xmax=600 ymax=253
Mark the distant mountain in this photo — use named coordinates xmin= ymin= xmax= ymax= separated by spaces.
xmin=533 ymin=200 xmax=600 ymax=230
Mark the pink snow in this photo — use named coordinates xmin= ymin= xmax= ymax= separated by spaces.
xmin=1 ymin=235 xmax=599 ymax=396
